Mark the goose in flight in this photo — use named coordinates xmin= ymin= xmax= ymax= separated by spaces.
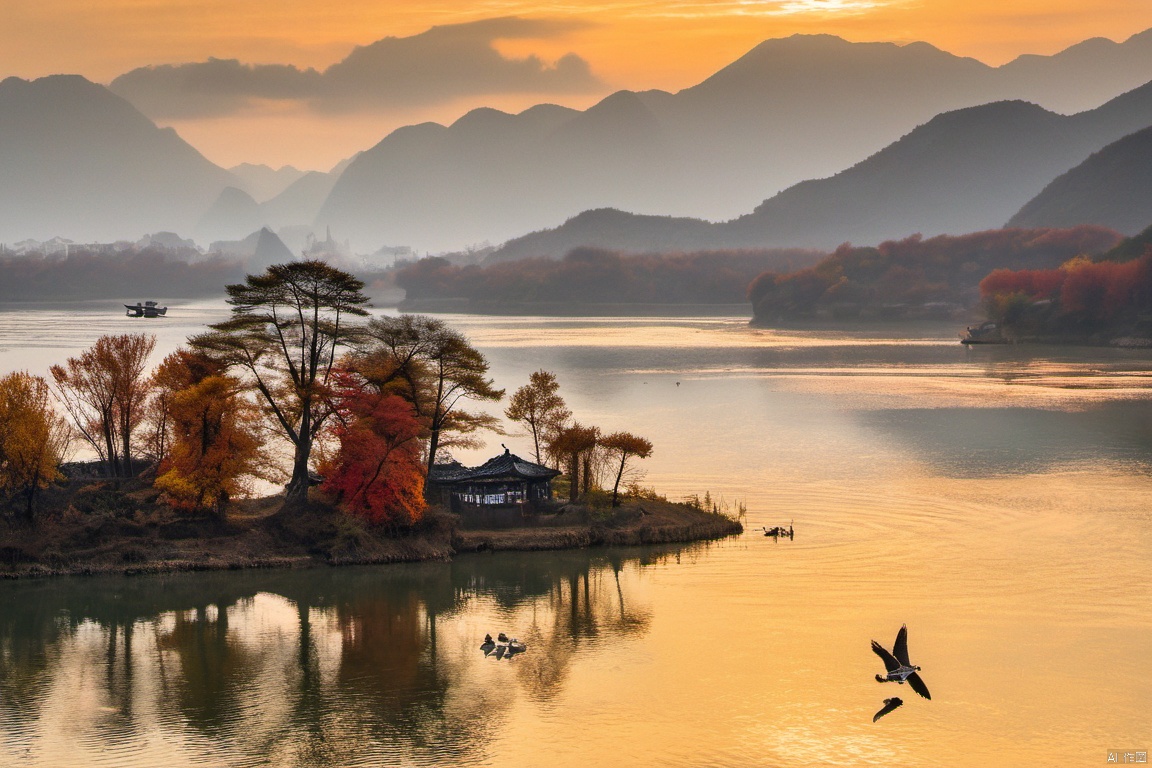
xmin=872 ymin=697 xmax=903 ymax=722
xmin=871 ymin=624 xmax=931 ymax=700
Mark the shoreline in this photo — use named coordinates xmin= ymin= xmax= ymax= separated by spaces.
xmin=0 ymin=496 xmax=743 ymax=581
xmin=398 ymin=298 xmax=751 ymax=317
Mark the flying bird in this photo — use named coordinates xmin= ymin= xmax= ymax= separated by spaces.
xmin=871 ymin=624 xmax=931 ymax=700
xmin=873 ymin=697 xmax=903 ymax=722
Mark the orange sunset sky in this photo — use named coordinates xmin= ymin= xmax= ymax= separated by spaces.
xmin=5 ymin=0 xmax=1152 ymax=169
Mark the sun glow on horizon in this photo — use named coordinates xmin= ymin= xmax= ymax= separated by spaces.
xmin=5 ymin=1 xmax=1152 ymax=167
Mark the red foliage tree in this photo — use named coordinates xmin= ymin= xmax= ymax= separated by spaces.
xmin=979 ymin=268 xmax=1066 ymax=301
xmin=321 ymin=372 xmax=426 ymax=527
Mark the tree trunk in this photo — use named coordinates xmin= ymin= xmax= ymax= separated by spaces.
xmin=285 ymin=435 xmax=312 ymax=505
xmin=611 ymin=454 xmax=627 ymax=507
xmin=569 ymin=452 xmax=580 ymax=502
xmin=121 ymin=413 xmax=133 ymax=478
xmin=102 ymin=417 xmax=118 ymax=478
xmin=424 ymin=428 xmax=441 ymax=500
xmin=286 ymin=404 xmax=312 ymax=506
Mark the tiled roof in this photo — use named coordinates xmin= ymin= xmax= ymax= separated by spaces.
xmin=430 ymin=449 xmax=559 ymax=484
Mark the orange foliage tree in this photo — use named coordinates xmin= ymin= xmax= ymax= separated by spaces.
xmin=547 ymin=423 xmax=600 ymax=502
xmin=50 ymin=333 xmax=155 ymax=477
xmin=151 ymin=349 xmax=263 ymax=516
xmin=0 ymin=371 xmax=72 ymax=519
xmin=505 ymin=370 xmax=571 ymax=466
xmin=320 ymin=371 xmax=426 ymax=527
xmin=599 ymin=431 xmax=654 ymax=508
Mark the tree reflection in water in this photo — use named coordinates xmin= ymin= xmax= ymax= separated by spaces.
xmin=0 ymin=544 xmax=683 ymax=766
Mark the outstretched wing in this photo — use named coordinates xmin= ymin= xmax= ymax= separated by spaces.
xmin=893 ymin=624 xmax=910 ymax=666
xmin=871 ymin=640 xmax=900 ymax=673
xmin=906 ymin=672 xmax=931 ymax=700
xmin=873 ymin=697 xmax=903 ymax=722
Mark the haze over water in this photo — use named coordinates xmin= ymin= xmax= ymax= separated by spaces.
xmin=1 ymin=304 xmax=1150 ymax=766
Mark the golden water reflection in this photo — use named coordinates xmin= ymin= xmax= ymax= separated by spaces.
xmin=1 ymin=312 xmax=1151 ymax=765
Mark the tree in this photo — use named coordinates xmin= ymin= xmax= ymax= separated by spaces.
xmin=192 ymin=260 xmax=370 ymax=505
xmin=50 ymin=333 xmax=155 ymax=477
xmin=151 ymin=350 xmax=264 ymax=516
xmin=357 ymin=315 xmax=503 ymax=480
xmin=548 ymin=423 xmax=599 ymax=502
xmin=0 ymin=372 xmax=71 ymax=519
xmin=320 ymin=371 xmax=426 ymax=527
xmin=599 ymin=432 xmax=653 ymax=507
xmin=505 ymin=370 xmax=571 ymax=465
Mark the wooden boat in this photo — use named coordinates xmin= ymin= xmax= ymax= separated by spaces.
xmin=125 ymin=301 xmax=168 ymax=318
xmin=959 ymin=321 xmax=1006 ymax=345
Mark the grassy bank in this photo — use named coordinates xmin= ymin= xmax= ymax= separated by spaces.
xmin=0 ymin=482 xmax=742 ymax=580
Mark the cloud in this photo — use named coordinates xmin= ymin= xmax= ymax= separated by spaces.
xmin=109 ymin=17 xmax=604 ymax=119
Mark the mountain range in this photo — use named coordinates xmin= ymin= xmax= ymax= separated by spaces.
xmin=7 ymin=29 xmax=1152 ymax=251
xmin=1008 ymin=124 xmax=1152 ymax=234
xmin=0 ymin=75 xmax=234 ymax=243
xmin=488 ymin=81 xmax=1152 ymax=259
xmin=317 ymin=30 xmax=1152 ymax=252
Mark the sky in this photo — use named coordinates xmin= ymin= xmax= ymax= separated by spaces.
xmin=5 ymin=0 xmax=1152 ymax=170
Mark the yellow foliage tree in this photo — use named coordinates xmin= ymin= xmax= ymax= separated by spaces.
xmin=152 ymin=350 xmax=263 ymax=516
xmin=0 ymin=371 xmax=72 ymax=519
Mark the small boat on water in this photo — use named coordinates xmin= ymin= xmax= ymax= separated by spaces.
xmin=959 ymin=321 xmax=1007 ymax=345
xmin=125 ymin=301 xmax=168 ymax=318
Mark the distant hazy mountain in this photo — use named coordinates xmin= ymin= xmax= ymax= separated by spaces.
xmin=0 ymin=75 xmax=236 ymax=243
xmin=488 ymin=79 xmax=1152 ymax=259
xmin=490 ymin=209 xmax=715 ymax=262
xmin=249 ymin=227 xmax=296 ymax=271
xmin=195 ymin=186 xmax=265 ymax=244
xmin=261 ymin=170 xmax=342 ymax=230
xmin=725 ymin=80 xmax=1152 ymax=249
xmin=228 ymin=163 xmax=307 ymax=202
xmin=319 ymin=30 xmax=1152 ymax=252
xmin=1007 ymin=126 xmax=1152 ymax=235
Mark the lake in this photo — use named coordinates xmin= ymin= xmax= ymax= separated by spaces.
xmin=1 ymin=302 xmax=1150 ymax=766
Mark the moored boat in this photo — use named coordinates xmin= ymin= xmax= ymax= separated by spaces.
xmin=959 ymin=321 xmax=1006 ymax=345
xmin=125 ymin=301 xmax=168 ymax=318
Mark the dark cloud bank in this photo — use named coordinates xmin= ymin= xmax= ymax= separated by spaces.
xmin=109 ymin=17 xmax=604 ymax=118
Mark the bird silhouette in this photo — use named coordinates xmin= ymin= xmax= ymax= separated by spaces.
xmin=873 ymin=697 xmax=903 ymax=722
xmin=871 ymin=625 xmax=931 ymax=700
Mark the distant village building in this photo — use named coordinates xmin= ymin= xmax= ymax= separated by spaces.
xmin=429 ymin=447 xmax=560 ymax=519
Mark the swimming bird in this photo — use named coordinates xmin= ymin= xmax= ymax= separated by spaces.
xmin=873 ymin=697 xmax=903 ymax=722
xmin=871 ymin=624 xmax=931 ymax=700
xmin=497 ymin=632 xmax=509 ymax=643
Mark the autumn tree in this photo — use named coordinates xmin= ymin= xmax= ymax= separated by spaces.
xmin=356 ymin=315 xmax=503 ymax=480
xmin=320 ymin=371 xmax=426 ymax=527
xmin=505 ymin=370 xmax=571 ymax=465
xmin=192 ymin=260 xmax=370 ymax=505
xmin=150 ymin=349 xmax=264 ymax=516
xmin=548 ymin=423 xmax=599 ymax=502
xmin=50 ymin=333 xmax=155 ymax=477
xmin=599 ymin=432 xmax=654 ymax=507
xmin=0 ymin=372 xmax=71 ymax=519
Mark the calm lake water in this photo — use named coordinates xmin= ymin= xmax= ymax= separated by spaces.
xmin=1 ymin=301 xmax=1151 ymax=766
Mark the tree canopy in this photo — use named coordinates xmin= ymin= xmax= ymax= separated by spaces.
xmin=193 ymin=260 xmax=370 ymax=505
xmin=505 ymin=370 xmax=571 ymax=466
xmin=0 ymin=371 xmax=71 ymax=519
xmin=50 ymin=333 xmax=155 ymax=478
xmin=357 ymin=315 xmax=503 ymax=481
xmin=599 ymin=432 xmax=654 ymax=507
